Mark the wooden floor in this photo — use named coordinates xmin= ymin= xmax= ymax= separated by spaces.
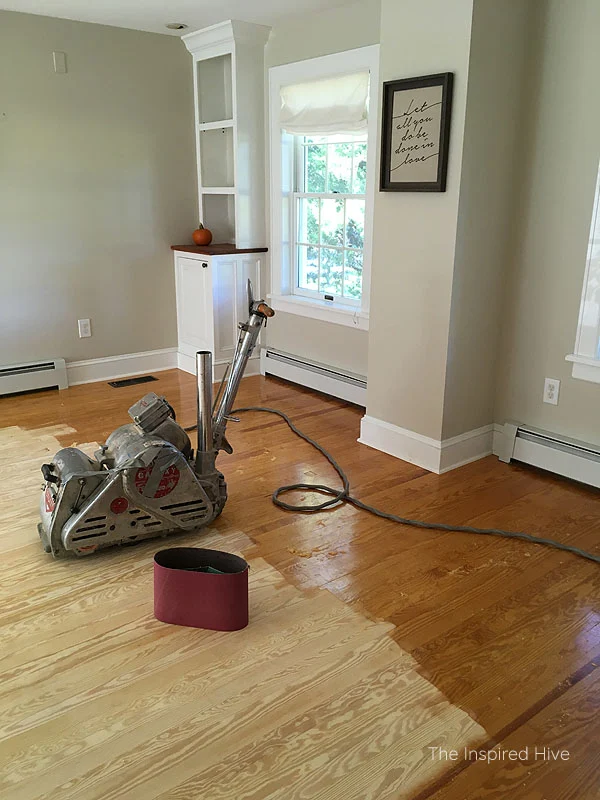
xmin=1 ymin=369 xmax=599 ymax=798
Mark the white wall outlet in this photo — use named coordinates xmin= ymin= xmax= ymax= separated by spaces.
xmin=78 ymin=318 xmax=92 ymax=338
xmin=543 ymin=377 xmax=560 ymax=405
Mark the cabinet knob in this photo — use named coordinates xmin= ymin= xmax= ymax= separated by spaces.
xmin=202 ymin=262 xmax=208 ymax=268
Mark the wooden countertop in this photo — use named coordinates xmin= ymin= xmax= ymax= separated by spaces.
xmin=171 ymin=244 xmax=268 ymax=255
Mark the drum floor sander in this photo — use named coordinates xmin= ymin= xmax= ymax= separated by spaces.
xmin=38 ymin=283 xmax=599 ymax=565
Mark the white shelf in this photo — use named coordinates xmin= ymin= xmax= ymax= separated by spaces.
xmin=200 ymin=187 xmax=236 ymax=195
xmin=198 ymin=119 xmax=234 ymax=131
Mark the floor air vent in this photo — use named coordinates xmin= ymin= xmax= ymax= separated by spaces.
xmin=109 ymin=375 xmax=157 ymax=388
xmin=0 ymin=359 xmax=68 ymax=396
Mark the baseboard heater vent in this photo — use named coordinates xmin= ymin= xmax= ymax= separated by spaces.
xmin=0 ymin=358 xmax=68 ymax=396
xmin=260 ymin=347 xmax=367 ymax=406
xmin=498 ymin=422 xmax=600 ymax=489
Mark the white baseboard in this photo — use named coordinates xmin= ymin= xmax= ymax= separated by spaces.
xmin=358 ymin=415 xmax=496 ymax=474
xmin=439 ymin=425 xmax=495 ymax=473
xmin=492 ymin=423 xmax=505 ymax=458
xmin=177 ymin=350 xmax=260 ymax=381
xmin=358 ymin=415 xmax=441 ymax=472
xmin=67 ymin=348 xmax=178 ymax=386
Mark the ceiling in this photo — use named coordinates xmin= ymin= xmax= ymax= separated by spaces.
xmin=1 ymin=0 xmax=354 ymax=35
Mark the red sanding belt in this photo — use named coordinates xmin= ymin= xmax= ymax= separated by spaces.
xmin=154 ymin=547 xmax=249 ymax=631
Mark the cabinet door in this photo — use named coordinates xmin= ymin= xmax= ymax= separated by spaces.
xmin=212 ymin=257 xmax=237 ymax=364
xmin=175 ymin=256 xmax=214 ymax=356
xmin=212 ymin=255 xmax=262 ymax=365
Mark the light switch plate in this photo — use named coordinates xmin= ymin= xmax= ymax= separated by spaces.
xmin=53 ymin=51 xmax=67 ymax=74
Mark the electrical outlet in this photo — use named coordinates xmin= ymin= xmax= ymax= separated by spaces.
xmin=543 ymin=377 xmax=560 ymax=405
xmin=78 ymin=318 xmax=92 ymax=338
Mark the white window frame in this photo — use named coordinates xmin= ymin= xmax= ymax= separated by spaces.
xmin=268 ymin=45 xmax=380 ymax=331
xmin=566 ymin=163 xmax=600 ymax=383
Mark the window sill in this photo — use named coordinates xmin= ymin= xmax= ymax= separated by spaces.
xmin=565 ymin=354 xmax=600 ymax=384
xmin=268 ymin=294 xmax=369 ymax=330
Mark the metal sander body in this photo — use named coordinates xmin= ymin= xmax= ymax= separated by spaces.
xmin=38 ymin=285 xmax=273 ymax=557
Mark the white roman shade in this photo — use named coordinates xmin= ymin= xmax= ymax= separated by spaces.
xmin=280 ymin=71 xmax=369 ymax=135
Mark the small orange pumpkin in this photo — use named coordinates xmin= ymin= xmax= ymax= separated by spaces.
xmin=192 ymin=224 xmax=213 ymax=246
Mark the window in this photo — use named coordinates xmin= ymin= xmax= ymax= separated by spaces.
xmin=567 ymin=163 xmax=600 ymax=383
xmin=294 ymin=134 xmax=367 ymax=305
xmin=269 ymin=46 xmax=379 ymax=330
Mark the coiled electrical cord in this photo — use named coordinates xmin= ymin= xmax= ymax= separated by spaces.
xmin=189 ymin=406 xmax=600 ymax=565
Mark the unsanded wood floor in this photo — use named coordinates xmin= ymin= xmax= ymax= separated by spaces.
xmin=1 ymin=370 xmax=599 ymax=798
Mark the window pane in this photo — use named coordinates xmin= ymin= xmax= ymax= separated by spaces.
xmin=320 ymin=248 xmax=343 ymax=295
xmin=327 ymin=143 xmax=352 ymax=193
xmin=345 ymin=199 xmax=365 ymax=249
xmin=306 ymin=145 xmax=326 ymax=192
xmin=297 ymin=197 xmax=319 ymax=244
xmin=352 ymin=142 xmax=368 ymax=194
xmin=344 ymin=250 xmax=363 ymax=299
xmin=298 ymin=245 xmax=319 ymax=291
xmin=320 ymin=198 xmax=344 ymax=247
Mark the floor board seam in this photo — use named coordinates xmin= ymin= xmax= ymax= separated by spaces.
xmin=410 ymin=653 xmax=600 ymax=799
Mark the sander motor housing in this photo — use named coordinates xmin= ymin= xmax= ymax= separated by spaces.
xmin=39 ymin=393 xmax=225 ymax=556
xmin=38 ymin=284 xmax=273 ymax=557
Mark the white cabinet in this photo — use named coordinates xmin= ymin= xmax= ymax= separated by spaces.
xmin=174 ymin=248 xmax=265 ymax=378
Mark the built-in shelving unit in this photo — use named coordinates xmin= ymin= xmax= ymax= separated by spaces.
xmin=182 ymin=20 xmax=270 ymax=248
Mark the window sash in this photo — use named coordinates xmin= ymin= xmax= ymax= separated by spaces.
xmin=292 ymin=192 xmax=363 ymax=306
xmin=291 ymin=135 xmax=366 ymax=306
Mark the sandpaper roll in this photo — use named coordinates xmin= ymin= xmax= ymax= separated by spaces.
xmin=154 ymin=547 xmax=249 ymax=631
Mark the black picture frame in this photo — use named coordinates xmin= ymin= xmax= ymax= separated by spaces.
xmin=380 ymin=72 xmax=453 ymax=192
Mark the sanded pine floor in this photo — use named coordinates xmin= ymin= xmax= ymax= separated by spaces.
xmin=1 ymin=369 xmax=599 ymax=798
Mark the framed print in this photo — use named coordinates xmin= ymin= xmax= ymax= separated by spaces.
xmin=380 ymin=72 xmax=453 ymax=192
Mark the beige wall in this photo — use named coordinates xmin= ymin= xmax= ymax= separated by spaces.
xmin=0 ymin=11 xmax=196 ymax=366
xmin=263 ymin=0 xmax=381 ymax=378
xmin=495 ymin=0 xmax=600 ymax=445
xmin=441 ymin=0 xmax=536 ymax=439
xmin=366 ymin=0 xmax=473 ymax=440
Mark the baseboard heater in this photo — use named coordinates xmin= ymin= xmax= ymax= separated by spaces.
xmin=0 ymin=358 xmax=68 ymax=395
xmin=260 ymin=347 xmax=367 ymax=406
xmin=498 ymin=422 xmax=600 ymax=489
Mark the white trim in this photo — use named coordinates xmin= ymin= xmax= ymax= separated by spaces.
xmin=261 ymin=347 xmax=366 ymax=405
xmin=268 ymin=293 xmax=369 ymax=330
xmin=569 ymin=163 xmax=600 ymax=366
xmin=565 ymin=353 xmax=600 ymax=384
xmin=268 ymin=45 xmax=380 ymax=319
xmin=492 ymin=423 xmax=506 ymax=458
xmin=358 ymin=415 xmax=495 ymax=474
xmin=177 ymin=349 xmax=260 ymax=379
xmin=67 ymin=348 xmax=177 ymax=386
xmin=439 ymin=425 xmax=495 ymax=473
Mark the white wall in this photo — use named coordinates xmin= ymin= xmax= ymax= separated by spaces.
xmin=0 ymin=11 xmax=197 ymax=367
xmin=441 ymin=0 xmax=535 ymax=439
xmin=495 ymin=0 xmax=600 ymax=445
xmin=263 ymin=0 xmax=381 ymax=378
xmin=366 ymin=0 xmax=473 ymax=440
